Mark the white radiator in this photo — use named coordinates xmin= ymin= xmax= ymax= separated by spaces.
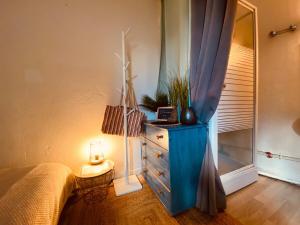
xmin=218 ymin=43 xmax=255 ymax=133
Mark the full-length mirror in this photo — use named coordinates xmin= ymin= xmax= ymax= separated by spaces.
xmin=217 ymin=2 xmax=256 ymax=176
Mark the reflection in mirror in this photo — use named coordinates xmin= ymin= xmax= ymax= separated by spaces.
xmin=217 ymin=3 xmax=256 ymax=175
xmin=157 ymin=0 xmax=190 ymax=93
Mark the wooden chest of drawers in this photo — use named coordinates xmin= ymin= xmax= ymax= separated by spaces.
xmin=141 ymin=123 xmax=206 ymax=215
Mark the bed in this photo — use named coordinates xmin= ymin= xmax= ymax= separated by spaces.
xmin=0 ymin=163 xmax=75 ymax=225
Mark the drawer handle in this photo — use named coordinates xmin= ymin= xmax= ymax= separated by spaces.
xmin=157 ymin=171 xmax=164 ymax=177
xmin=156 ymin=135 xmax=164 ymax=140
xmin=142 ymin=142 xmax=147 ymax=146
xmin=142 ymin=156 xmax=147 ymax=160
xmin=155 ymin=152 xmax=163 ymax=158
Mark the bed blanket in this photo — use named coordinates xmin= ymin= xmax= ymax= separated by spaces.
xmin=0 ymin=163 xmax=74 ymax=225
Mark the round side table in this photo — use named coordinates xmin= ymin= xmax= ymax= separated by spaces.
xmin=74 ymin=160 xmax=114 ymax=204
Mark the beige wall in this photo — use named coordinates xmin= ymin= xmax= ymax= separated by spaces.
xmin=0 ymin=0 xmax=161 ymax=176
xmin=248 ymin=0 xmax=300 ymax=158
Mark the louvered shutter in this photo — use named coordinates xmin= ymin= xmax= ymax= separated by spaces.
xmin=217 ymin=43 xmax=255 ymax=133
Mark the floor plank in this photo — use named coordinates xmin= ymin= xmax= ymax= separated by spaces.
xmin=59 ymin=175 xmax=300 ymax=225
xmin=227 ymin=176 xmax=300 ymax=225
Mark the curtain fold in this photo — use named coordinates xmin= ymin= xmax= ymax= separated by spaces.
xmin=190 ymin=0 xmax=237 ymax=215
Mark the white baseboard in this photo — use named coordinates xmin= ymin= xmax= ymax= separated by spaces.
xmin=221 ymin=165 xmax=258 ymax=195
xmin=256 ymin=154 xmax=300 ymax=185
xmin=258 ymin=171 xmax=300 ymax=185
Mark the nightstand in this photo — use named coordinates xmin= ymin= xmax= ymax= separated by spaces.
xmin=74 ymin=160 xmax=115 ymax=203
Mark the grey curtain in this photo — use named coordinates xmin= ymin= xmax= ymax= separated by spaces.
xmin=190 ymin=0 xmax=237 ymax=215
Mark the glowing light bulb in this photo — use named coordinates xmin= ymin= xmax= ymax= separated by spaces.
xmin=89 ymin=141 xmax=104 ymax=165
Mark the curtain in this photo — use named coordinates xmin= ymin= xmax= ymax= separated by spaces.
xmin=190 ymin=0 xmax=237 ymax=215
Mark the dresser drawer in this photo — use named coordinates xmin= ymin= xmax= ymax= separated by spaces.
xmin=142 ymin=157 xmax=170 ymax=189
xmin=142 ymin=139 xmax=169 ymax=170
xmin=143 ymin=167 xmax=171 ymax=211
xmin=144 ymin=125 xmax=169 ymax=150
xmin=142 ymin=123 xmax=205 ymax=215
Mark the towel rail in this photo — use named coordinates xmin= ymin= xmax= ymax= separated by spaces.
xmin=270 ymin=24 xmax=297 ymax=37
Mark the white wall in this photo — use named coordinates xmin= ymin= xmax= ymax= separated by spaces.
xmin=248 ymin=0 xmax=300 ymax=183
xmin=0 ymin=0 xmax=161 ymax=177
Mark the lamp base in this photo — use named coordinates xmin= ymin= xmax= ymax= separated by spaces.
xmin=89 ymin=159 xmax=104 ymax=165
xmin=113 ymin=175 xmax=142 ymax=196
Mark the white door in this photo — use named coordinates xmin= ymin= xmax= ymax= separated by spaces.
xmin=211 ymin=0 xmax=259 ymax=195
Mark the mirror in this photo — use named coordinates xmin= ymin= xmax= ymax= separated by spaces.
xmin=217 ymin=3 xmax=256 ymax=175
xmin=157 ymin=0 xmax=190 ymax=93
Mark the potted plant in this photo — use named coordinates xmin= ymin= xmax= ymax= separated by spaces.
xmin=168 ymin=76 xmax=197 ymax=125
xmin=141 ymin=92 xmax=169 ymax=112
xmin=141 ymin=75 xmax=197 ymax=125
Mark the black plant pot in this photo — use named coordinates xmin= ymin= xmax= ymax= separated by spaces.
xmin=180 ymin=107 xmax=197 ymax=125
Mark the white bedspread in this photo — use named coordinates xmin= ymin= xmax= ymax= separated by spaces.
xmin=0 ymin=163 xmax=75 ymax=225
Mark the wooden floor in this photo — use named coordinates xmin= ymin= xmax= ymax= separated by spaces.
xmin=227 ymin=175 xmax=300 ymax=225
xmin=59 ymin=175 xmax=300 ymax=225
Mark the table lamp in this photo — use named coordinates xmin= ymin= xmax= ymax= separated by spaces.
xmin=89 ymin=141 xmax=104 ymax=165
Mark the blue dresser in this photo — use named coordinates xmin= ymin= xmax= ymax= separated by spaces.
xmin=141 ymin=123 xmax=207 ymax=215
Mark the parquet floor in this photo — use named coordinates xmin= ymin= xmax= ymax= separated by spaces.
xmin=59 ymin=175 xmax=300 ymax=225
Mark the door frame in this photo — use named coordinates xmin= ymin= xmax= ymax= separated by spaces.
xmin=210 ymin=0 xmax=259 ymax=195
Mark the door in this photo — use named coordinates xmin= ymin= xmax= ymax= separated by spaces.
xmin=211 ymin=0 xmax=258 ymax=195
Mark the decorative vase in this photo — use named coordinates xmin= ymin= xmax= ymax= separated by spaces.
xmin=180 ymin=107 xmax=197 ymax=125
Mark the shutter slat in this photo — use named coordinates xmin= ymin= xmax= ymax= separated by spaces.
xmin=218 ymin=43 xmax=255 ymax=133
